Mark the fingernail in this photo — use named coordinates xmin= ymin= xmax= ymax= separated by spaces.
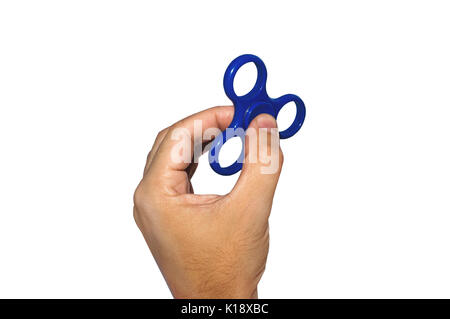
xmin=256 ymin=114 xmax=277 ymax=129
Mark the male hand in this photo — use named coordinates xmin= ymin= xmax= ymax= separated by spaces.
xmin=133 ymin=106 xmax=283 ymax=298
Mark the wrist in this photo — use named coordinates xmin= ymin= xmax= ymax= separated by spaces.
xmin=171 ymin=283 xmax=258 ymax=299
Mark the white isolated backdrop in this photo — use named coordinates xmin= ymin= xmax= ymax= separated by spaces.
xmin=0 ymin=1 xmax=449 ymax=298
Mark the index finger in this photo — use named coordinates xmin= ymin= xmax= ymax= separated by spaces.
xmin=144 ymin=106 xmax=234 ymax=190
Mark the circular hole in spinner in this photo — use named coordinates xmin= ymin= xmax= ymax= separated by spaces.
xmin=277 ymin=101 xmax=297 ymax=132
xmin=233 ymin=62 xmax=257 ymax=97
xmin=218 ymin=136 xmax=243 ymax=168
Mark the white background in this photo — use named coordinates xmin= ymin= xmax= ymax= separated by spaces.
xmin=1 ymin=1 xmax=449 ymax=298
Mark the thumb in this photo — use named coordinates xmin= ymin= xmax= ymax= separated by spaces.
xmin=231 ymin=113 xmax=284 ymax=206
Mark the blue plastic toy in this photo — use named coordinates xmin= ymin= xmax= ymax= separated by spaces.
xmin=209 ymin=54 xmax=306 ymax=175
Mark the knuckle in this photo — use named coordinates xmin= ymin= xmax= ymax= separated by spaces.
xmin=156 ymin=127 xmax=169 ymax=140
xmin=133 ymin=181 xmax=159 ymax=227
xmin=133 ymin=183 xmax=148 ymax=208
xmin=133 ymin=178 xmax=161 ymax=212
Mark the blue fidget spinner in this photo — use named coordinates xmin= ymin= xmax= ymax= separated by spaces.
xmin=209 ymin=54 xmax=306 ymax=175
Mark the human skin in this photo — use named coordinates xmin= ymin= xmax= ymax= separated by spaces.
xmin=133 ymin=106 xmax=283 ymax=298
